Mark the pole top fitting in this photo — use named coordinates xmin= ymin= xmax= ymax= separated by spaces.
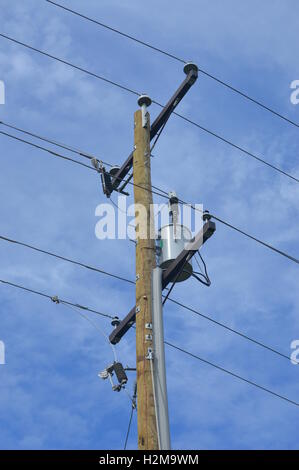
xmin=183 ymin=62 xmax=198 ymax=75
xmin=138 ymin=94 xmax=152 ymax=107
xmin=203 ymin=210 xmax=212 ymax=222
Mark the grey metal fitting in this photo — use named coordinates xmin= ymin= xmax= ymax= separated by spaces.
xmin=111 ymin=316 xmax=120 ymax=328
xmin=138 ymin=94 xmax=152 ymax=128
xmin=203 ymin=210 xmax=212 ymax=222
xmin=137 ymin=94 xmax=152 ymax=107
xmin=183 ymin=62 xmax=199 ymax=75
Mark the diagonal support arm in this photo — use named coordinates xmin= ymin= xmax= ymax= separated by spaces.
xmin=104 ymin=65 xmax=198 ymax=197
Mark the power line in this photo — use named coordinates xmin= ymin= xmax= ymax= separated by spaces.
xmin=165 ymin=341 xmax=299 ymax=408
xmin=167 ymin=297 xmax=299 ymax=366
xmin=62 ymin=302 xmax=118 ymax=362
xmin=124 ymin=407 xmax=135 ymax=450
xmin=0 ymin=33 xmax=140 ymax=97
xmin=0 ymin=278 xmax=114 ymax=319
xmin=0 ymin=119 xmax=168 ymax=190
xmin=2 ymin=272 xmax=298 ymax=409
xmin=1 ymin=127 xmax=298 ymax=265
xmin=178 ymin=197 xmax=299 ymax=265
xmin=0 ymin=120 xmax=113 ymax=166
xmin=0 ymin=129 xmax=93 ymax=170
xmin=124 ymin=381 xmax=137 ymax=450
xmin=0 ymin=235 xmax=135 ymax=285
xmin=0 ymin=129 xmax=170 ymax=200
xmin=45 ymin=0 xmax=299 ymax=131
xmin=2 ymin=110 xmax=295 ymax=199
xmin=0 ymin=232 xmax=297 ymax=366
xmin=2 ymin=274 xmax=298 ymax=418
xmin=1 ymin=33 xmax=298 ymax=183
xmin=170 ymin=110 xmax=299 ymax=184
xmin=209 ymin=213 xmax=299 ymax=265
xmin=46 ymin=0 xmax=186 ymax=64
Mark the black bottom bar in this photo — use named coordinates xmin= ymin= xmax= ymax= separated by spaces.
xmin=0 ymin=450 xmax=298 ymax=466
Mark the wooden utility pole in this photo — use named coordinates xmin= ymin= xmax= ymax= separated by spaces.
xmin=133 ymin=96 xmax=159 ymax=450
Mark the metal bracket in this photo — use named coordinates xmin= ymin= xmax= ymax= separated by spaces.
xmin=145 ymin=348 xmax=153 ymax=360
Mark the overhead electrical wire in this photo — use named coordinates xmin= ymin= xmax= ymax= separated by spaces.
xmin=45 ymin=0 xmax=299 ymax=131
xmin=0 ymin=119 xmax=112 ymax=165
xmin=175 ymin=196 xmax=299 ymax=265
xmin=45 ymin=0 xmax=186 ymax=64
xmin=62 ymin=302 xmax=118 ymax=362
xmin=0 ymin=276 xmax=298 ymax=409
xmin=0 ymin=33 xmax=298 ymax=183
xmin=179 ymin=198 xmax=299 ymax=265
xmin=0 ymin=129 xmax=172 ymax=200
xmin=0 ymin=235 xmax=135 ymax=285
xmin=0 ymin=278 xmax=114 ymax=319
xmin=0 ymin=118 xmax=167 ymax=193
xmin=1 ymin=128 xmax=298 ymax=265
xmin=0 ymin=233 xmax=298 ymax=365
xmin=0 ymin=33 xmax=140 ymax=97
xmin=0 ymin=129 xmax=93 ymax=170
xmin=210 ymin=213 xmax=299 ymax=265
xmin=166 ymin=298 xmax=299 ymax=365
xmin=169 ymin=110 xmax=299 ymax=183
xmin=165 ymin=341 xmax=299 ymax=408
xmin=123 ymin=406 xmax=135 ymax=450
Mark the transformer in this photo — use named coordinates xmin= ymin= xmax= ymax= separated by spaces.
xmin=158 ymin=223 xmax=193 ymax=282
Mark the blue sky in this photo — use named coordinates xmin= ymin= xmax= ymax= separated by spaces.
xmin=0 ymin=0 xmax=298 ymax=450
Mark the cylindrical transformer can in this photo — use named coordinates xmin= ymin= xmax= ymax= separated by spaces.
xmin=158 ymin=224 xmax=193 ymax=282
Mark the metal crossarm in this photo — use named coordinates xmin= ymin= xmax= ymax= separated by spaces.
xmin=104 ymin=65 xmax=198 ymax=197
